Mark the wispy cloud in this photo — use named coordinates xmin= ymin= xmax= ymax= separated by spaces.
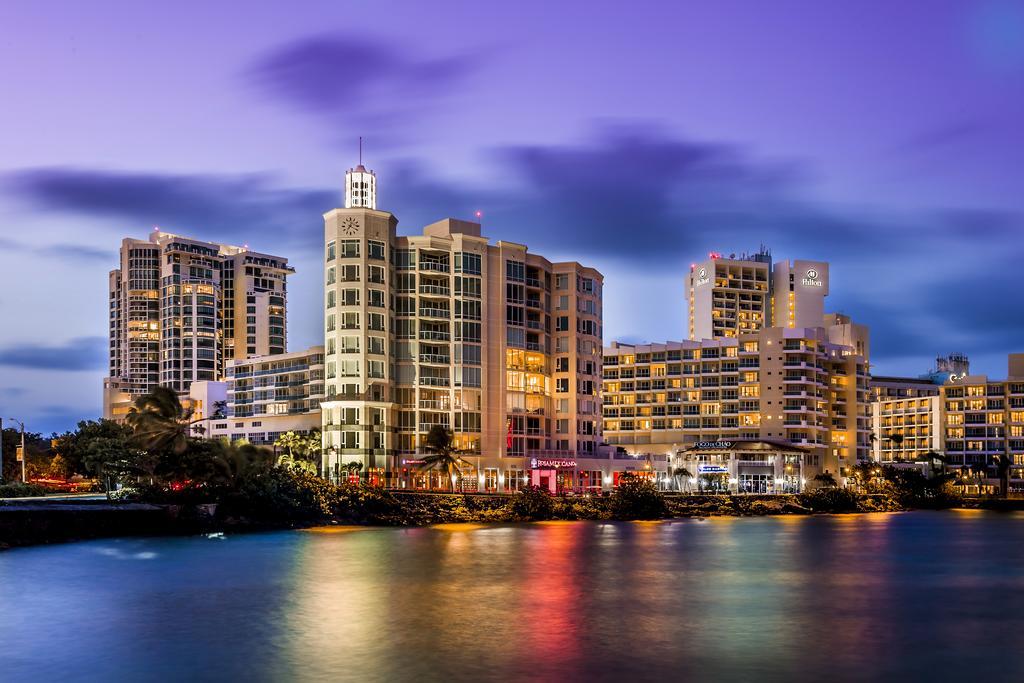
xmin=242 ymin=33 xmax=479 ymax=134
xmin=0 ymin=336 xmax=107 ymax=371
xmin=0 ymin=236 xmax=110 ymax=262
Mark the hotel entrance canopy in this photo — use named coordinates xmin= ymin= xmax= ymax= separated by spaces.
xmin=681 ymin=439 xmax=808 ymax=458
xmin=679 ymin=439 xmax=808 ymax=494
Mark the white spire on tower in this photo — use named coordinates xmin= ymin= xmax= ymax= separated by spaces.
xmin=345 ymin=136 xmax=376 ymax=209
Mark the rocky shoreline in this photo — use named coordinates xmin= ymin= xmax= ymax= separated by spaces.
xmin=0 ymin=490 xmax=921 ymax=550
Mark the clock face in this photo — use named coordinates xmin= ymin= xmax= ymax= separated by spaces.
xmin=341 ymin=217 xmax=360 ymax=235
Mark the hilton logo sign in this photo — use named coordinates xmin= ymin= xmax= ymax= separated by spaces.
xmin=801 ymin=268 xmax=823 ymax=287
xmin=693 ymin=267 xmax=710 ymax=287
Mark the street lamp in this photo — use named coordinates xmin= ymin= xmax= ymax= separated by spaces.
xmin=7 ymin=417 xmax=26 ymax=483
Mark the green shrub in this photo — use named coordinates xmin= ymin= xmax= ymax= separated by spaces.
xmin=508 ymin=486 xmax=555 ymax=520
xmin=609 ymin=475 xmax=667 ymax=520
xmin=798 ymin=487 xmax=860 ymax=513
xmin=0 ymin=482 xmax=50 ymax=498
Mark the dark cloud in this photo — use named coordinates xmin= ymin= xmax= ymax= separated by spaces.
xmin=0 ymin=336 xmax=107 ymax=371
xmin=6 ymin=168 xmax=336 ymax=249
xmin=243 ymin=34 xmax=477 ymax=131
xmin=390 ymin=124 xmax=1023 ymax=371
xmin=387 ymin=124 xmax=932 ymax=263
xmin=4 ymin=125 xmax=1020 ymax=377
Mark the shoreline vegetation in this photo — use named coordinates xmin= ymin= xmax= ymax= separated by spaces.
xmin=4 ymin=469 xmax=1014 ymax=550
xmin=1 ymin=387 xmax=1014 ymax=550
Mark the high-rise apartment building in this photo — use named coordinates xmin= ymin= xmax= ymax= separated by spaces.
xmin=685 ymin=250 xmax=771 ymax=340
xmin=104 ymin=231 xmax=292 ymax=418
xmin=320 ymin=163 xmax=604 ymax=489
xmin=603 ymin=322 xmax=871 ymax=485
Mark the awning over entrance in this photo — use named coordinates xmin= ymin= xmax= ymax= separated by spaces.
xmin=681 ymin=439 xmax=808 ymax=456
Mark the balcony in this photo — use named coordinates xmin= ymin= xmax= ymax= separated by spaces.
xmin=419 ymin=376 xmax=450 ymax=387
xmin=419 ymin=308 xmax=450 ymax=319
xmin=419 ymin=330 xmax=450 ymax=341
xmin=419 ymin=284 xmax=450 ymax=296
xmin=419 ymin=400 xmax=451 ymax=410
xmin=419 ymin=353 xmax=451 ymax=365
xmin=419 ymin=261 xmax=449 ymax=273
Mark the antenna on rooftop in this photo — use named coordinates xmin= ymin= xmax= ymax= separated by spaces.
xmin=359 ymin=136 xmax=363 ymax=166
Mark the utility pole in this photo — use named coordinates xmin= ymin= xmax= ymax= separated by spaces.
xmin=7 ymin=418 xmax=25 ymax=483
xmin=0 ymin=416 xmax=4 ymax=484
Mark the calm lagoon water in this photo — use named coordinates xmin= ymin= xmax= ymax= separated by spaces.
xmin=3 ymin=511 xmax=1024 ymax=682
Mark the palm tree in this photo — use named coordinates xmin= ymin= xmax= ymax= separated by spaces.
xmin=813 ymin=472 xmax=838 ymax=488
xmin=419 ymin=425 xmax=470 ymax=491
xmin=343 ymin=461 xmax=363 ymax=483
xmin=994 ymin=449 xmax=1013 ymax=499
xmin=276 ymin=431 xmax=304 ymax=460
xmin=673 ymin=466 xmax=693 ymax=492
xmin=127 ymin=386 xmax=195 ymax=456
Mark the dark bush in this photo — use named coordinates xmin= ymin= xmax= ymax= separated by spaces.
xmin=0 ymin=482 xmax=50 ymax=499
xmin=609 ymin=475 xmax=667 ymax=520
xmin=798 ymin=487 xmax=860 ymax=513
xmin=508 ymin=486 xmax=555 ymax=520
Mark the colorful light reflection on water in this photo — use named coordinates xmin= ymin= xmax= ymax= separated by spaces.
xmin=3 ymin=512 xmax=1024 ymax=682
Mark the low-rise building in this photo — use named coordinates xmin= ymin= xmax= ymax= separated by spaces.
xmin=675 ymin=439 xmax=808 ymax=493
xmin=209 ymin=346 xmax=325 ymax=447
xmin=603 ymin=323 xmax=870 ymax=486
xmin=940 ymin=354 xmax=1024 ymax=483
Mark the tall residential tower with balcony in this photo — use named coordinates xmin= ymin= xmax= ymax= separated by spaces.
xmin=320 ymin=162 xmax=603 ymax=489
xmin=104 ymin=230 xmax=292 ymax=419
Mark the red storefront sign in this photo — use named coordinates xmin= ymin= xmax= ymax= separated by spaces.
xmin=531 ymin=458 xmax=577 ymax=469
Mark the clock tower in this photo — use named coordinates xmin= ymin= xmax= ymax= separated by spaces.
xmin=344 ymin=138 xmax=377 ymax=210
xmin=322 ymin=150 xmax=398 ymax=482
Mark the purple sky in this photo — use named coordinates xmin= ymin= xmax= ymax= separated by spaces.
xmin=1 ymin=0 xmax=1023 ymax=433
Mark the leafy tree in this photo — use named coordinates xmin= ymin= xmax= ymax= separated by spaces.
xmin=77 ymin=421 xmax=154 ymax=495
xmin=275 ymin=430 xmax=322 ymax=475
xmin=47 ymin=454 xmax=70 ymax=480
xmin=209 ymin=439 xmax=275 ymax=490
xmin=1 ymin=427 xmax=50 ymax=483
xmin=418 ymin=425 xmax=470 ymax=491
xmin=609 ymin=473 xmax=666 ymax=520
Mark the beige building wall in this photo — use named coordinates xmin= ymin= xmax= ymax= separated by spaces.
xmin=319 ymin=170 xmax=604 ymax=489
xmin=871 ymin=395 xmax=941 ymax=463
xmin=940 ymin=360 xmax=1024 ymax=478
xmin=772 ymin=259 xmax=829 ymax=329
xmin=686 ymin=254 xmax=770 ymax=341
xmin=603 ymin=323 xmax=869 ymax=482
xmin=321 ymin=207 xmax=399 ymax=477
